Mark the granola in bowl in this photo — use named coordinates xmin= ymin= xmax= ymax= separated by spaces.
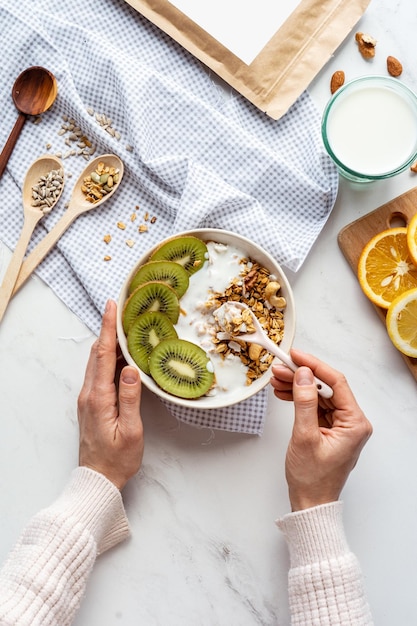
xmin=117 ymin=229 xmax=295 ymax=409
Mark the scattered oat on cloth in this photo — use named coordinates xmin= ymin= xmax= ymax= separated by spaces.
xmin=0 ymin=0 xmax=338 ymax=435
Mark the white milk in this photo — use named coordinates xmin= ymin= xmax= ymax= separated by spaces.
xmin=325 ymin=85 xmax=417 ymax=176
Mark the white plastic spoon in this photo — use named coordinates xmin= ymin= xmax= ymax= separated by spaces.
xmin=214 ymin=302 xmax=333 ymax=399
xmin=0 ymin=154 xmax=64 ymax=323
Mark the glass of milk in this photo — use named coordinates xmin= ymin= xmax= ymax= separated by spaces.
xmin=322 ymin=76 xmax=417 ymax=182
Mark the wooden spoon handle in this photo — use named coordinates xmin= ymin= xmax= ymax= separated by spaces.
xmin=0 ymin=210 xmax=43 ymax=323
xmin=12 ymin=206 xmax=82 ymax=295
xmin=0 ymin=113 xmax=26 ymax=179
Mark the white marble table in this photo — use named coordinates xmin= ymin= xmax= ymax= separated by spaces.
xmin=2 ymin=1 xmax=417 ymax=624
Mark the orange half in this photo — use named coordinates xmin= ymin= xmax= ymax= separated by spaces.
xmin=358 ymin=227 xmax=417 ymax=309
xmin=386 ymin=287 xmax=417 ymax=357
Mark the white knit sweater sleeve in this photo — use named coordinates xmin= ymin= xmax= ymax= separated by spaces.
xmin=276 ymin=501 xmax=374 ymax=626
xmin=0 ymin=466 xmax=130 ymax=626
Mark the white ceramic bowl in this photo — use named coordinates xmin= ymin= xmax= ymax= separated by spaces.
xmin=117 ymin=228 xmax=296 ymax=409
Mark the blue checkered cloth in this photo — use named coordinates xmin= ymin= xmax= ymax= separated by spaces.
xmin=0 ymin=0 xmax=338 ymax=434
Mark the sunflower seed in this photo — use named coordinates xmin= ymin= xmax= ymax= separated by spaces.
xmin=31 ymin=168 xmax=64 ymax=212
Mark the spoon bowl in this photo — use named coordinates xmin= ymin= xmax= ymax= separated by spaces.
xmin=22 ymin=154 xmax=64 ymax=210
xmin=215 ymin=302 xmax=334 ymax=399
xmin=13 ymin=66 xmax=58 ymax=116
xmin=12 ymin=154 xmax=124 ymax=295
xmin=0 ymin=66 xmax=58 ymax=179
xmin=67 ymin=153 xmax=124 ymax=209
xmin=0 ymin=154 xmax=64 ymax=323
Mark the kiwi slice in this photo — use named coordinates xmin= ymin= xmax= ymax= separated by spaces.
xmin=149 ymin=236 xmax=208 ymax=275
xmin=127 ymin=312 xmax=178 ymax=374
xmin=128 ymin=260 xmax=189 ymax=297
xmin=122 ymin=281 xmax=180 ymax=334
xmin=149 ymin=338 xmax=214 ymax=399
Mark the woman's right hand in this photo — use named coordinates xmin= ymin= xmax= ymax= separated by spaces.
xmin=270 ymin=349 xmax=373 ymax=511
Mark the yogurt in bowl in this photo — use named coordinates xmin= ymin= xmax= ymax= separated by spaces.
xmin=117 ymin=229 xmax=296 ymax=409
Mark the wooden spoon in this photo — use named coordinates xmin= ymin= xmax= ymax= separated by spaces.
xmin=0 ymin=66 xmax=58 ymax=179
xmin=12 ymin=154 xmax=124 ymax=296
xmin=0 ymin=155 xmax=64 ymax=323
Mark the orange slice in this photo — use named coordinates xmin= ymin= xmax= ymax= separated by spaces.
xmin=386 ymin=288 xmax=417 ymax=357
xmin=358 ymin=227 xmax=417 ymax=309
xmin=407 ymin=212 xmax=417 ymax=266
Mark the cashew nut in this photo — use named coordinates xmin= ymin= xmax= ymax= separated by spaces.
xmin=270 ymin=295 xmax=287 ymax=309
xmin=264 ymin=281 xmax=281 ymax=300
xmin=264 ymin=281 xmax=287 ymax=309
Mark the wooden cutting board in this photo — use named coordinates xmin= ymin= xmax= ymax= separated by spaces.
xmin=338 ymin=185 xmax=417 ymax=380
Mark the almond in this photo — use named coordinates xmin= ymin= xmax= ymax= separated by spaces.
xmin=330 ymin=70 xmax=345 ymax=94
xmin=410 ymin=161 xmax=417 ymax=173
xmin=387 ymin=55 xmax=403 ymax=77
xmin=355 ymin=32 xmax=377 ymax=59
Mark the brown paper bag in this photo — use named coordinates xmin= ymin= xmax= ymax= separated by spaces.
xmin=123 ymin=0 xmax=371 ymax=120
